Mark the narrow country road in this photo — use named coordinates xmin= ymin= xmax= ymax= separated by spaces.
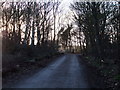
xmin=12 ymin=54 xmax=90 ymax=88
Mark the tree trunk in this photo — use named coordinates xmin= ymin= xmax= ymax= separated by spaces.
xmin=31 ymin=20 xmax=35 ymax=45
xmin=92 ymin=2 xmax=102 ymax=59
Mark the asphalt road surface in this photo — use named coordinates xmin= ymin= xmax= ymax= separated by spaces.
xmin=12 ymin=54 xmax=91 ymax=88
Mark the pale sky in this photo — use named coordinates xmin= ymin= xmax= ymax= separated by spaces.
xmin=59 ymin=0 xmax=73 ymax=13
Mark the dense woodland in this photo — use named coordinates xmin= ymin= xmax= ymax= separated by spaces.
xmin=0 ymin=1 xmax=120 ymax=89
xmin=70 ymin=2 xmax=120 ymax=89
xmin=71 ymin=2 xmax=120 ymax=59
